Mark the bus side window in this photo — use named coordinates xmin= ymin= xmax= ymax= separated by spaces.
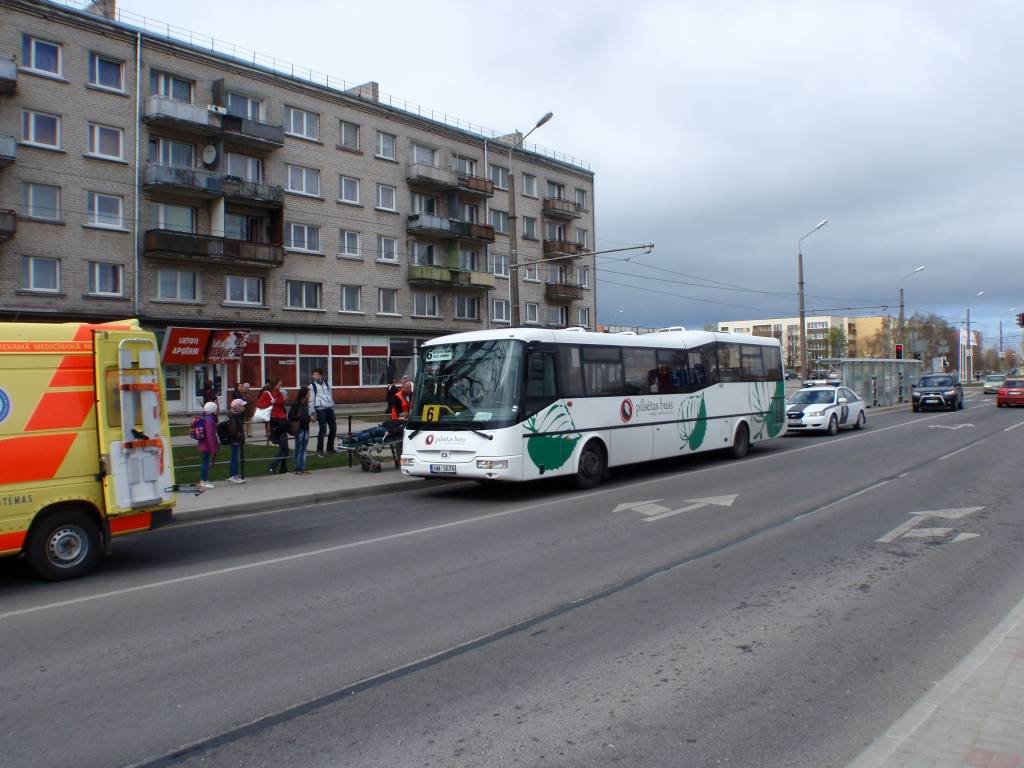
xmin=556 ymin=345 xmax=586 ymax=398
xmin=657 ymin=349 xmax=686 ymax=394
xmin=524 ymin=348 xmax=558 ymax=417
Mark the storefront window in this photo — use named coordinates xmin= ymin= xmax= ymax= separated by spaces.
xmin=265 ymin=356 xmax=297 ymax=388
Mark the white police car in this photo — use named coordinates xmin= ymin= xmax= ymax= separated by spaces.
xmin=786 ymin=385 xmax=866 ymax=435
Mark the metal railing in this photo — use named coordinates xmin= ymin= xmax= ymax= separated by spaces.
xmin=542 ymin=197 xmax=586 ymax=218
xmin=144 ymin=229 xmax=284 ymax=266
xmin=143 ymin=94 xmax=219 ymax=130
xmin=144 ymin=163 xmax=223 ymax=194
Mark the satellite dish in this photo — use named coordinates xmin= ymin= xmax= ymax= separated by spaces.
xmin=201 ymin=145 xmax=217 ymax=166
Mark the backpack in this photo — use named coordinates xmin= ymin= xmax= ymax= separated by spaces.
xmin=216 ymin=419 xmax=231 ymax=444
xmin=189 ymin=416 xmax=205 ymax=441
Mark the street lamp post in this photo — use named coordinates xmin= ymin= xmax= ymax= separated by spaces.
xmin=797 ymin=218 xmax=829 ymax=378
xmin=507 ymin=111 xmax=553 ymax=327
xmin=999 ymin=307 xmax=1015 ymax=358
xmin=898 ymin=266 xmax=926 ymax=353
xmin=961 ymin=291 xmax=984 ymax=380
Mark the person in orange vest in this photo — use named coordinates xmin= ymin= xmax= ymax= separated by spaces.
xmin=388 ymin=380 xmax=413 ymax=421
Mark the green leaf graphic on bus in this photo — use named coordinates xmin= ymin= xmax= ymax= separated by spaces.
xmin=678 ymin=394 xmax=707 ymax=451
xmin=524 ymin=403 xmax=580 ymax=470
xmin=750 ymin=379 xmax=785 ymax=439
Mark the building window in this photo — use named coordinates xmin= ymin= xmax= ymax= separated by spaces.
xmin=338 ymin=175 xmax=360 ymax=204
xmin=286 ymin=280 xmax=322 ymax=309
xmin=225 ymin=275 xmax=263 ymax=305
xmin=524 ymin=263 xmax=540 ymax=282
xmin=87 ymin=262 xmax=123 ymax=296
xmin=286 ymin=164 xmax=320 ymax=196
xmin=151 ymin=203 xmax=195 ymax=233
xmin=226 ymin=91 xmax=262 ymax=120
xmin=575 ymin=188 xmax=588 ymax=208
xmin=413 ymin=292 xmax=439 ymax=318
xmin=148 ymin=137 xmax=194 ymax=168
xmin=21 ymin=110 xmax=61 ymax=149
xmin=87 ymin=192 xmax=124 ymax=229
xmin=376 ymin=183 xmax=397 ymax=211
xmin=577 ymin=306 xmax=590 ymax=327
xmin=20 ymin=182 xmax=60 ymax=221
xmin=285 ymin=222 xmax=321 ymax=252
xmin=22 ymin=255 xmax=59 ymax=292
xmin=22 ymin=35 xmax=61 ymax=76
xmin=378 ymin=287 xmax=398 ymax=314
xmin=575 ymin=227 xmax=589 ymax=247
xmin=411 ymin=143 xmax=437 ymax=166
xmin=226 ymin=152 xmax=262 ymax=181
xmin=458 ymin=202 xmax=479 ymax=223
xmin=522 ymin=173 xmax=537 ymax=196
xmin=411 ymin=242 xmax=435 ymax=266
xmin=411 ymin=192 xmax=435 ymax=215
xmin=340 ymin=285 xmax=361 ymax=312
xmin=576 ymin=266 xmax=590 ymax=288
xmin=285 ymin=106 xmax=319 ymax=140
xmin=375 ymin=131 xmax=396 ymax=160
xmin=548 ymin=305 xmax=569 ymax=326
xmin=157 ymin=268 xmax=198 ymax=301
xmin=87 ymin=123 xmax=123 ymax=160
xmin=525 ymin=302 xmax=539 ymax=324
xmin=339 ymin=229 xmax=360 ymax=258
xmin=339 ymin=120 xmax=360 ymax=150
xmin=492 ymin=253 xmax=509 ymax=278
xmin=547 ymin=180 xmax=565 ymax=199
xmin=377 ymin=235 xmax=397 ymax=262
xmin=149 ymin=70 xmax=193 ymax=102
xmin=489 ymin=209 xmax=509 ymax=234
xmin=523 ymin=216 xmax=538 ymax=240
xmin=489 ymin=164 xmax=509 ymax=190
xmin=88 ymin=52 xmax=123 ymax=91
xmin=452 ymin=154 xmax=476 ymax=175
xmin=492 ymin=299 xmax=510 ymax=323
xmin=455 ymin=296 xmax=478 ymax=320
xmin=458 ymin=248 xmax=480 ymax=271
xmin=545 ymin=221 xmax=566 ymax=241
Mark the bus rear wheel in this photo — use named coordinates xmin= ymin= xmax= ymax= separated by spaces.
xmin=730 ymin=423 xmax=750 ymax=459
xmin=25 ymin=508 xmax=102 ymax=581
xmin=574 ymin=441 xmax=606 ymax=490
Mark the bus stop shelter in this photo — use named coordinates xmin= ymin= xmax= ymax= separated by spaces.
xmin=816 ymin=358 xmax=923 ymax=408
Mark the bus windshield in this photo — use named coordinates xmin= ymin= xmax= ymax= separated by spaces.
xmin=410 ymin=339 xmax=524 ymax=430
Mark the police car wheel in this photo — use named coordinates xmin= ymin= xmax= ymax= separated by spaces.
xmin=26 ymin=509 xmax=102 ymax=581
xmin=826 ymin=414 xmax=839 ymax=436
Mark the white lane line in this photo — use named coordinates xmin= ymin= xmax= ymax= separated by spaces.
xmin=794 ymin=480 xmax=890 ymax=521
xmin=938 ymin=438 xmax=989 ymax=461
xmin=876 ymin=515 xmax=925 ymax=543
xmin=1003 ymin=421 xmax=1024 ymax=432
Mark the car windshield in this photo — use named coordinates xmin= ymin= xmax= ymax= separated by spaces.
xmin=789 ymin=389 xmax=835 ymax=405
xmin=409 ymin=339 xmax=524 ymax=430
xmin=986 ymin=375 xmax=1004 ymax=382
xmin=919 ymin=375 xmax=953 ymax=387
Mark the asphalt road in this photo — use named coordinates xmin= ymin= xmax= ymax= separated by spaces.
xmin=2 ymin=395 xmax=1023 ymax=768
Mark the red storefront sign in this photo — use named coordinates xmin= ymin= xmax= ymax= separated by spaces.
xmin=161 ymin=328 xmax=212 ymax=364
xmin=207 ymin=329 xmax=253 ymax=362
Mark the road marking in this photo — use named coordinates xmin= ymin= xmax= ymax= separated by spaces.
xmin=901 ymin=527 xmax=952 ymax=538
xmin=928 ymin=423 xmax=974 ymax=430
xmin=641 ymin=494 xmax=739 ymax=522
xmin=938 ymin=438 xmax=988 ymax=461
xmin=952 ymin=533 xmax=980 ymax=543
xmin=1003 ymin=421 xmax=1024 ymax=432
xmin=793 ymin=480 xmax=890 ymax=521
xmin=876 ymin=507 xmax=984 ymax=543
xmin=612 ymin=499 xmax=666 ymax=515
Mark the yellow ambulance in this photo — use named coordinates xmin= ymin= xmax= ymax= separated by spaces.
xmin=0 ymin=320 xmax=176 ymax=579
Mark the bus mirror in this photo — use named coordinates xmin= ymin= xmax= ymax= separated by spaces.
xmin=527 ymin=340 xmax=541 ymax=351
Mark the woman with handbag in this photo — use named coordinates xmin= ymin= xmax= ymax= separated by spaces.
xmin=289 ymin=387 xmax=312 ymax=475
xmin=257 ymin=380 xmax=289 ymax=475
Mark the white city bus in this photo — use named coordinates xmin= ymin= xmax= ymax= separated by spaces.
xmin=400 ymin=327 xmax=786 ymax=488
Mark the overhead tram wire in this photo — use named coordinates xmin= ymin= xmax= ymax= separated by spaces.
xmin=598 ymin=276 xmax=795 ymax=316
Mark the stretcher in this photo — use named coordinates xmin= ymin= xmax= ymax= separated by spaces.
xmin=338 ymin=433 xmax=403 ymax=472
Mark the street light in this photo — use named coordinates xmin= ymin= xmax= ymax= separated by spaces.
xmin=1000 ymin=306 xmax=1016 ymax=357
xmin=797 ymin=218 xmax=829 ymax=378
xmin=507 ymin=111 xmax=553 ymax=327
xmin=898 ymin=265 xmax=926 ymax=354
xmin=961 ymin=290 xmax=984 ymax=380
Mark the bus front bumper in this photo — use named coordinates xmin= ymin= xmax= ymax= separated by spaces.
xmin=400 ymin=454 xmax=524 ymax=481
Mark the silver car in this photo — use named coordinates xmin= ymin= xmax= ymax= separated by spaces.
xmin=786 ymin=385 xmax=867 ymax=435
xmin=984 ymin=374 xmax=1005 ymax=394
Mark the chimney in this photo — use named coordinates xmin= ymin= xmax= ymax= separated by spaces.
xmin=85 ymin=0 xmax=117 ymax=19
xmin=345 ymin=81 xmax=379 ymax=102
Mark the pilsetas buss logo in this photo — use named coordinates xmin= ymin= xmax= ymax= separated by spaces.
xmin=425 ymin=434 xmax=435 ymax=445
xmin=619 ymin=398 xmax=634 ymax=423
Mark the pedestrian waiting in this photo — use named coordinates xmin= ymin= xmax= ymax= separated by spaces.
xmin=226 ymin=398 xmax=247 ymax=484
xmin=290 ymin=386 xmax=312 ymax=475
xmin=194 ymin=401 xmax=219 ymax=489
xmin=309 ymin=368 xmax=336 ymax=457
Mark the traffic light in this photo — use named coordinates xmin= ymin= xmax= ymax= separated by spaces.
xmin=895 ymin=343 xmax=903 ymax=359
xmin=1017 ymin=312 xmax=1024 ymax=327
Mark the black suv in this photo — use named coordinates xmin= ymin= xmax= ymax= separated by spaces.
xmin=911 ymin=374 xmax=964 ymax=412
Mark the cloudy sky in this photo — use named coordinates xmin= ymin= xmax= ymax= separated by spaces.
xmin=127 ymin=0 xmax=1024 ymax=349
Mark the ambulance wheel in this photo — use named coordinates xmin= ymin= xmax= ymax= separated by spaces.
xmin=26 ymin=509 xmax=102 ymax=581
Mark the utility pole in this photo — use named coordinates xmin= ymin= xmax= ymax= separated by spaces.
xmin=966 ymin=306 xmax=972 ymax=381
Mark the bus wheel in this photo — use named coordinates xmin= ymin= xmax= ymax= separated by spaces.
xmin=25 ymin=509 xmax=102 ymax=581
xmin=730 ymin=423 xmax=750 ymax=459
xmin=574 ymin=441 xmax=606 ymax=490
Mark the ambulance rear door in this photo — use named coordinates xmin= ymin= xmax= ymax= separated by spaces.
xmin=93 ymin=330 xmax=174 ymax=515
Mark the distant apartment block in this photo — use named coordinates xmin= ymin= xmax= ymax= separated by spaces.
xmin=0 ymin=0 xmax=597 ymax=408
xmin=718 ymin=315 xmax=892 ymax=369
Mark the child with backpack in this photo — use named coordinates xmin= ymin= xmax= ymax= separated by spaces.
xmin=192 ymin=401 xmax=220 ymax=488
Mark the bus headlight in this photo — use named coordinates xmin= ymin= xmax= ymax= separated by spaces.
xmin=400 ymin=457 xmax=415 ymax=467
xmin=476 ymin=459 xmax=508 ymax=470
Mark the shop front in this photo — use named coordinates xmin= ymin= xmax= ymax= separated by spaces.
xmin=160 ymin=327 xmax=252 ymax=414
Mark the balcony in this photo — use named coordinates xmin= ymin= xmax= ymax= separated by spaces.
xmin=221 ymin=114 xmax=284 ymax=151
xmin=542 ymin=239 xmax=586 ymax=259
xmin=0 ymin=210 xmax=15 ymax=242
xmin=221 ymin=176 xmax=284 ymax=207
xmin=408 ymin=264 xmax=452 ymax=286
xmin=450 ymin=269 xmax=495 ymax=292
xmin=545 ymin=282 xmax=583 ymax=302
xmin=0 ymin=134 xmax=15 ymax=168
xmin=0 ymin=58 xmax=16 ymax=94
xmin=450 ymin=220 xmax=496 ymax=243
xmin=144 ymin=163 xmax=224 ymax=199
xmin=144 ymin=229 xmax=284 ymax=268
xmin=542 ymin=197 xmax=585 ymax=220
xmin=455 ymin=172 xmax=493 ymax=198
xmin=142 ymin=95 xmax=221 ymax=136
xmin=407 ymin=213 xmax=454 ymax=238
xmin=406 ymin=163 xmax=457 ymax=191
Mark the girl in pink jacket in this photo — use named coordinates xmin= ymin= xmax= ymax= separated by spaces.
xmin=197 ymin=401 xmax=220 ymax=488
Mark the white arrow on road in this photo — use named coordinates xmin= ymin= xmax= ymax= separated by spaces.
xmin=642 ymin=494 xmax=739 ymax=522
xmin=612 ymin=499 xmax=670 ymax=515
xmin=877 ymin=507 xmax=984 ymax=543
xmin=927 ymin=424 xmax=975 ymax=430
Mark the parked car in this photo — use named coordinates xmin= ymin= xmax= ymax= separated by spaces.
xmin=983 ymin=374 xmax=1006 ymax=394
xmin=996 ymin=378 xmax=1024 ymax=407
xmin=786 ymin=385 xmax=866 ymax=435
xmin=785 ymin=369 xmax=800 ymax=381
xmin=804 ymin=369 xmax=842 ymax=387
xmin=911 ymin=374 xmax=963 ymax=412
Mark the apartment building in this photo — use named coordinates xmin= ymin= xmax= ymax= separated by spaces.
xmin=718 ymin=315 xmax=893 ymax=369
xmin=0 ymin=0 xmax=597 ymax=410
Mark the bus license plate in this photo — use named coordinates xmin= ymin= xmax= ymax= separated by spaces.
xmin=430 ymin=464 xmax=457 ymax=474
